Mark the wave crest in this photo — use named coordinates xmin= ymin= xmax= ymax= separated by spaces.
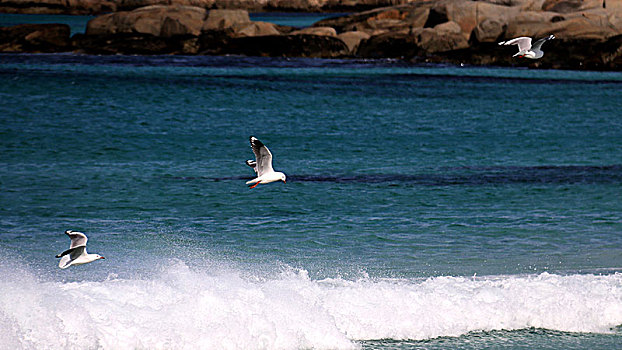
xmin=1 ymin=261 xmax=621 ymax=349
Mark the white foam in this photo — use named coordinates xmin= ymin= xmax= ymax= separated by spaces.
xmin=1 ymin=260 xmax=621 ymax=349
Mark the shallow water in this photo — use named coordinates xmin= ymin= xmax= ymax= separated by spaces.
xmin=1 ymin=53 xmax=621 ymax=349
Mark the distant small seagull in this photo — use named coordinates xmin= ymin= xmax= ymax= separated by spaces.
xmin=498 ymin=34 xmax=555 ymax=59
xmin=245 ymin=136 xmax=286 ymax=189
xmin=55 ymin=230 xmax=105 ymax=269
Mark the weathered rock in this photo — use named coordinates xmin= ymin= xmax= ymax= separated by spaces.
xmin=503 ymin=8 xmax=621 ymax=39
xmin=337 ymin=30 xmax=370 ymax=53
xmin=314 ymin=4 xmax=432 ymax=35
xmin=0 ymin=23 xmax=70 ymax=52
xmin=0 ymin=0 xmax=116 ymax=15
xmin=542 ymin=0 xmax=604 ymax=13
xmin=473 ymin=17 xmax=506 ymax=43
xmin=202 ymin=9 xmax=250 ymax=30
xmin=3 ymin=0 xmax=622 ymax=69
xmin=230 ymin=21 xmax=281 ymax=37
xmin=0 ymin=0 xmax=422 ymax=14
xmin=291 ymin=26 xmax=337 ymax=36
xmin=356 ymin=31 xmax=420 ymax=58
xmin=86 ymin=5 xmax=208 ymax=37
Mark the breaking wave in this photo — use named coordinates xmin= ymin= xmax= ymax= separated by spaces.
xmin=1 ymin=260 xmax=621 ymax=349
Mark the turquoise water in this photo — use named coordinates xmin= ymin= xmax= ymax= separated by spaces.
xmin=0 ymin=13 xmax=94 ymax=35
xmin=1 ymin=53 xmax=621 ymax=349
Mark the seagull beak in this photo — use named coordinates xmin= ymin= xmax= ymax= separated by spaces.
xmin=283 ymin=180 xmax=286 ymax=184
xmin=100 ymin=256 xmax=106 ymax=259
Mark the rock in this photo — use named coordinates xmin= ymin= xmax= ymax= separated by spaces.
xmin=72 ymin=33 xmax=175 ymax=54
xmin=473 ymin=17 xmax=505 ymax=43
xmin=202 ymin=9 xmax=250 ymax=30
xmin=417 ymin=25 xmax=470 ymax=53
xmin=314 ymin=4 xmax=432 ymax=35
xmin=542 ymin=0 xmax=605 ymax=13
xmin=0 ymin=0 xmax=116 ymax=15
xmin=0 ymin=0 xmax=422 ymax=14
xmin=356 ymin=20 xmax=469 ymax=58
xmin=216 ymin=34 xmax=349 ymax=58
xmin=337 ymin=30 xmax=370 ymax=53
xmin=504 ymin=9 xmax=621 ymax=39
xmin=291 ymin=26 xmax=337 ymax=36
xmin=434 ymin=20 xmax=462 ymax=34
xmin=230 ymin=21 xmax=281 ymax=37
xmin=116 ymin=1 xmax=217 ymax=12
xmin=3 ymin=0 xmax=622 ymax=69
xmin=356 ymin=31 xmax=420 ymax=58
xmin=0 ymin=23 xmax=70 ymax=52
xmin=86 ymin=5 xmax=208 ymax=37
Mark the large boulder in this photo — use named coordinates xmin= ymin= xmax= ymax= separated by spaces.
xmin=503 ymin=8 xmax=621 ymax=39
xmin=86 ymin=5 xmax=208 ymax=37
xmin=0 ymin=23 xmax=70 ymax=52
xmin=202 ymin=9 xmax=250 ymax=30
xmin=314 ymin=4 xmax=432 ymax=35
xmin=337 ymin=30 xmax=370 ymax=53
xmin=230 ymin=21 xmax=281 ymax=37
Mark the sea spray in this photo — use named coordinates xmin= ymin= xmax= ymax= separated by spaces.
xmin=1 ymin=260 xmax=621 ymax=349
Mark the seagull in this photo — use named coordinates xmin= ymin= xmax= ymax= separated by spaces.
xmin=245 ymin=136 xmax=286 ymax=189
xmin=55 ymin=230 xmax=104 ymax=269
xmin=498 ymin=34 xmax=555 ymax=59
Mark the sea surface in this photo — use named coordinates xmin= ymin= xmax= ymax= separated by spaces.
xmin=1 ymin=49 xmax=622 ymax=348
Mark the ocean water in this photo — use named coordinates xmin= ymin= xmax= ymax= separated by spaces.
xmin=1 ymin=53 xmax=621 ymax=349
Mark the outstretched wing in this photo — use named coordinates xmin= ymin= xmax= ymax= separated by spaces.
xmin=245 ymin=160 xmax=258 ymax=173
xmin=499 ymin=37 xmax=532 ymax=52
xmin=249 ymin=136 xmax=274 ymax=177
xmin=531 ymin=34 xmax=555 ymax=51
xmin=65 ymin=230 xmax=88 ymax=249
xmin=57 ymin=246 xmax=85 ymax=268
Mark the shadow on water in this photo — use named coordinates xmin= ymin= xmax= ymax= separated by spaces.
xmin=173 ymin=165 xmax=622 ymax=186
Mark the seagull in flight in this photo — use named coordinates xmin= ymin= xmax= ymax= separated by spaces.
xmin=55 ymin=230 xmax=105 ymax=269
xmin=245 ymin=136 xmax=286 ymax=189
xmin=498 ymin=34 xmax=555 ymax=59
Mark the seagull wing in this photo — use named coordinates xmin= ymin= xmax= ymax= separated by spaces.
xmin=531 ymin=35 xmax=554 ymax=51
xmin=68 ymin=246 xmax=86 ymax=261
xmin=245 ymin=160 xmax=258 ymax=173
xmin=66 ymin=230 xmax=88 ymax=249
xmin=249 ymin=136 xmax=274 ymax=177
xmin=499 ymin=37 xmax=532 ymax=52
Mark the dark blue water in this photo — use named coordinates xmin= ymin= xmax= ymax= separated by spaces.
xmin=1 ymin=53 xmax=621 ymax=349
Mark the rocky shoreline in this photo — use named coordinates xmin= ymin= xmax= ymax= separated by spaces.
xmin=0 ymin=0 xmax=410 ymax=15
xmin=2 ymin=0 xmax=622 ymax=70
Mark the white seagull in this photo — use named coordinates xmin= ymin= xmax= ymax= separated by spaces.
xmin=498 ymin=34 xmax=555 ymax=59
xmin=245 ymin=136 xmax=286 ymax=189
xmin=55 ymin=230 xmax=105 ymax=269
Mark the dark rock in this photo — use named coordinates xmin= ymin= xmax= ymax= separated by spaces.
xmin=212 ymin=34 xmax=349 ymax=58
xmin=72 ymin=33 xmax=178 ymax=55
xmin=0 ymin=23 xmax=70 ymax=52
